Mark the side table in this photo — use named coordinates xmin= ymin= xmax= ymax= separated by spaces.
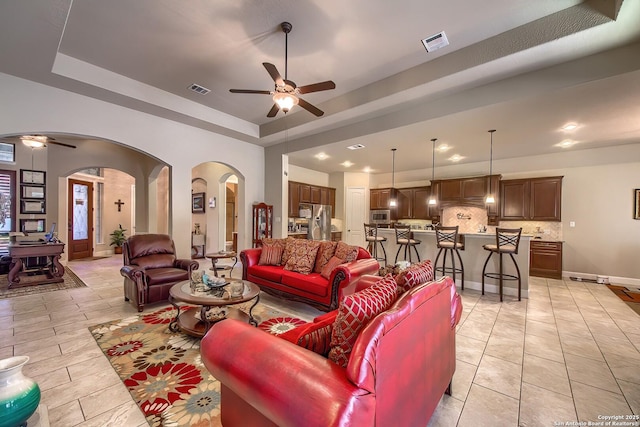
xmin=205 ymin=251 xmax=237 ymax=277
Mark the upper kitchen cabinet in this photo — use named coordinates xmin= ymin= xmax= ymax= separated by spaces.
xmin=370 ymin=188 xmax=393 ymax=209
xmin=289 ymin=181 xmax=337 ymax=218
xmin=288 ymin=181 xmax=301 ymax=217
xmin=500 ymin=177 xmax=563 ymax=221
xmin=396 ymin=187 xmax=430 ymax=219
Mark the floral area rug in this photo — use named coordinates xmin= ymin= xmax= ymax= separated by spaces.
xmin=89 ymin=303 xmax=306 ymax=426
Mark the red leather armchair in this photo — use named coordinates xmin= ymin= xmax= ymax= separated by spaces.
xmin=201 ymin=276 xmax=462 ymax=426
xmin=120 ymin=234 xmax=199 ymax=312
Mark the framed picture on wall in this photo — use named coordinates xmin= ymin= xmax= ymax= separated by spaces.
xmin=21 ymin=185 xmax=45 ymax=199
xmin=634 ymin=189 xmax=640 ymax=220
xmin=21 ymin=199 xmax=46 ymax=214
xmin=192 ymin=192 xmax=205 ymax=213
xmin=20 ymin=219 xmax=45 ymax=233
xmin=20 ymin=169 xmax=46 ymax=185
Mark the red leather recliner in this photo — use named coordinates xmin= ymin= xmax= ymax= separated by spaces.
xmin=120 ymin=234 xmax=199 ymax=312
xmin=201 ymin=276 xmax=463 ymax=426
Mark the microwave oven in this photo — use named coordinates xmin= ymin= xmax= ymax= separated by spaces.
xmin=370 ymin=209 xmax=391 ymax=224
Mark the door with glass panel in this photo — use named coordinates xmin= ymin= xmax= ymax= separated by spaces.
xmin=68 ymin=179 xmax=94 ymax=260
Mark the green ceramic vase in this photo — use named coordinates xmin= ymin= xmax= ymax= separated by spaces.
xmin=0 ymin=356 xmax=41 ymax=427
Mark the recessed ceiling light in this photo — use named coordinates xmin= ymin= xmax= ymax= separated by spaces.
xmin=448 ymin=154 xmax=464 ymax=162
xmin=347 ymin=144 xmax=365 ymax=150
xmin=363 ymin=167 xmax=372 ymax=173
xmin=436 ymin=144 xmax=451 ymax=152
xmin=314 ymin=152 xmax=329 ymax=160
xmin=555 ymin=139 xmax=577 ymax=148
xmin=341 ymin=161 xmax=354 ymax=167
xmin=561 ymin=123 xmax=578 ymax=131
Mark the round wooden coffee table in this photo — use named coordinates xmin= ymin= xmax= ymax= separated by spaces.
xmin=168 ymin=280 xmax=260 ymax=338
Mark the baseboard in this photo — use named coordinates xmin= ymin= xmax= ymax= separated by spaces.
xmin=562 ymin=271 xmax=640 ymax=288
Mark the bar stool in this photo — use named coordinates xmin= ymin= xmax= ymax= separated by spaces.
xmin=364 ymin=223 xmax=387 ymax=266
xmin=434 ymin=225 xmax=464 ymax=290
xmin=394 ymin=224 xmax=421 ymax=264
xmin=481 ymin=228 xmax=523 ymax=301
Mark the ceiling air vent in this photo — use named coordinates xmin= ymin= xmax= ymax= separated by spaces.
xmin=188 ymin=83 xmax=211 ymax=95
xmin=421 ymin=31 xmax=449 ymax=53
xmin=347 ymin=144 xmax=365 ymax=150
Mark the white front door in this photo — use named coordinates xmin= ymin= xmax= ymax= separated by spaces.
xmin=345 ymin=187 xmax=366 ymax=246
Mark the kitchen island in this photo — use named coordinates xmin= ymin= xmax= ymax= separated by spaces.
xmin=376 ymin=229 xmax=531 ymax=298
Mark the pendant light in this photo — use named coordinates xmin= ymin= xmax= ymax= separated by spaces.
xmin=486 ymin=129 xmax=496 ymax=204
xmin=428 ymin=138 xmax=437 ymax=205
xmin=389 ymin=148 xmax=397 ymax=207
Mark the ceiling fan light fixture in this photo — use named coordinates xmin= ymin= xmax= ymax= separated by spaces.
xmin=21 ymin=135 xmax=47 ymax=148
xmin=273 ymin=92 xmax=299 ymax=113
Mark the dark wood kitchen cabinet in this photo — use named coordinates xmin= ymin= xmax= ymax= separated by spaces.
xmin=288 ymin=181 xmax=301 ymax=217
xmin=397 ymin=187 xmax=430 ymax=219
xmin=289 ymin=181 xmax=336 ymax=218
xmin=370 ymin=188 xmax=394 ymax=209
xmin=530 ymin=240 xmax=563 ymax=279
xmin=500 ymin=177 xmax=562 ymax=221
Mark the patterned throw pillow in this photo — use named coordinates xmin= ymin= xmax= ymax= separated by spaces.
xmin=314 ymin=241 xmax=338 ymax=273
xmin=261 ymin=238 xmax=287 ymax=264
xmin=328 ymin=274 xmax=398 ymax=368
xmin=258 ymin=244 xmax=284 ymax=266
xmin=320 ymin=256 xmax=345 ymax=279
xmin=334 ymin=241 xmax=359 ymax=263
xmin=281 ymin=237 xmax=297 ymax=266
xmin=395 ymin=260 xmax=434 ymax=294
xmin=284 ymin=239 xmax=321 ymax=275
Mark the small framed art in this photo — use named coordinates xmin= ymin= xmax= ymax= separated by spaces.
xmin=192 ymin=192 xmax=205 ymax=213
xmin=21 ymin=199 xmax=46 ymax=214
xmin=20 ymin=219 xmax=45 ymax=233
xmin=20 ymin=169 xmax=46 ymax=185
xmin=634 ymin=189 xmax=640 ymax=220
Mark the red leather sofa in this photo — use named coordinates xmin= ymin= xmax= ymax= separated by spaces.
xmin=201 ymin=275 xmax=463 ymax=427
xmin=241 ymin=246 xmax=379 ymax=311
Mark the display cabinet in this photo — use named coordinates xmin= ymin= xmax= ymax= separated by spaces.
xmin=252 ymin=203 xmax=273 ymax=247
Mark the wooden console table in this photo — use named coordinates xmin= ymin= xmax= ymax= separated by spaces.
xmin=8 ymin=242 xmax=66 ymax=289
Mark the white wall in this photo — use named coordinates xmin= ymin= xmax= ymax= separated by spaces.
xmin=0 ymin=72 xmax=264 ymax=257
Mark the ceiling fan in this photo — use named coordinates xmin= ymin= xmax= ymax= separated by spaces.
xmin=230 ymin=22 xmax=336 ymax=117
xmin=0 ymin=135 xmax=76 ymax=149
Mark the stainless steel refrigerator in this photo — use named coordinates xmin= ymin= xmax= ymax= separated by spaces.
xmin=307 ymin=204 xmax=332 ymax=240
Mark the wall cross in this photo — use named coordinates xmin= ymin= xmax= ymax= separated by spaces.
xmin=115 ymin=199 xmax=125 ymax=212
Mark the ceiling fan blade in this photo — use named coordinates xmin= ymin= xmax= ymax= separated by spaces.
xmin=47 ymin=140 xmax=76 ymax=149
xmin=263 ymin=63 xmax=284 ymax=86
xmin=267 ymin=104 xmax=280 ymax=118
xmin=229 ymin=89 xmax=272 ymax=94
xmin=297 ymin=80 xmax=336 ymax=94
xmin=297 ymin=98 xmax=324 ymax=117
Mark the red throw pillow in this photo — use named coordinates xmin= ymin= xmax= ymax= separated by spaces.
xmin=328 ymin=274 xmax=398 ymax=367
xmin=314 ymin=241 xmax=338 ymax=273
xmin=258 ymin=244 xmax=284 ymax=266
xmin=320 ymin=256 xmax=345 ymax=279
xmin=284 ymin=239 xmax=321 ymax=275
xmin=334 ymin=241 xmax=359 ymax=263
xmin=396 ymin=260 xmax=434 ymax=294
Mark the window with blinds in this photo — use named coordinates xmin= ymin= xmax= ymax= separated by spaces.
xmin=0 ymin=170 xmax=16 ymax=254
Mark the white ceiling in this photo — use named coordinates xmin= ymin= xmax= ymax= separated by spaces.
xmin=1 ymin=0 xmax=639 ymax=174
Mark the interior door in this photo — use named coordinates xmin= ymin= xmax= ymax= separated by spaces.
xmin=345 ymin=187 xmax=366 ymax=246
xmin=68 ymin=179 xmax=94 ymax=260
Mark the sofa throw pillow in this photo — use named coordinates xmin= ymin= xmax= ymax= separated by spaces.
xmin=262 ymin=238 xmax=288 ymax=265
xmin=328 ymin=274 xmax=398 ymax=368
xmin=320 ymin=256 xmax=345 ymax=279
xmin=334 ymin=241 xmax=359 ymax=263
xmin=258 ymin=244 xmax=284 ymax=266
xmin=396 ymin=259 xmax=434 ymax=294
xmin=284 ymin=239 xmax=321 ymax=275
xmin=314 ymin=241 xmax=338 ymax=273
xmin=281 ymin=237 xmax=297 ymax=266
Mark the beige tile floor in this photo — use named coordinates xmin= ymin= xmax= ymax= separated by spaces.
xmin=1 ymin=256 xmax=639 ymax=426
